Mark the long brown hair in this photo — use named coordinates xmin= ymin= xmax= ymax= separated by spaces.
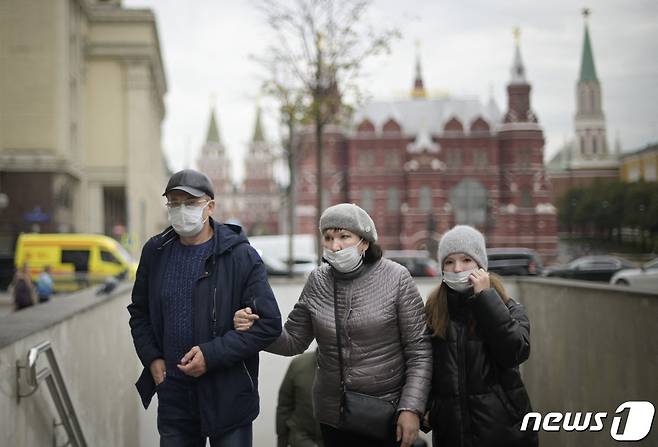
xmin=425 ymin=273 xmax=509 ymax=338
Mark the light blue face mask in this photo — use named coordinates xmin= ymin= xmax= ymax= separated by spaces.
xmin=167 ymin=201 xmax=210 ymax=237
xmin=322 ymin=239 xmax=364 ymax=273
xmin=442 ymin=270 xmax=475 ymax=292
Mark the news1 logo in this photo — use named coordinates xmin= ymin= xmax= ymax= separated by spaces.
xmin=521 ymin=401 xmax=655 ymax=441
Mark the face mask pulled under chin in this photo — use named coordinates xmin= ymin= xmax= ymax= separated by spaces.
xmin=442 ymin=270 xmax=475 ymax=293
xmin=167 ymin=202 xmax=210 ymax=237
xmin=323 ymin=241 xmax=364 ymax=273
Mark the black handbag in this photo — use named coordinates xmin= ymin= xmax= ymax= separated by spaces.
xmin=333 ymin=278 xmax=397 ymax=440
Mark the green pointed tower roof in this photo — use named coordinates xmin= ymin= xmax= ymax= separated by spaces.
xmin=579 ymin=19 xmax=598 ymax=82
xmin=252 ymin=106 xmax=265 ymax=142
xmin=206 ymin=109 xmax=221 ymax=143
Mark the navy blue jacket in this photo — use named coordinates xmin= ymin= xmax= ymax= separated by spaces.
xmin=127 ymin=220 xmax=282 ymax=436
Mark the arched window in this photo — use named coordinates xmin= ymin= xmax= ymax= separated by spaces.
xmin=419 ymin=186 xmax=432 ymax=211
xmin=521 ymin=187 xmax=532 ymax=208
xmin=449 ymin=179 xmax=488 ymax=225
xmin=592 ymin=137 xmax=598 ymax=155
xmin=361 ymin=188 xmax=374 ymax=212
xmin=387 ymin=187 xmax=400 ymax=212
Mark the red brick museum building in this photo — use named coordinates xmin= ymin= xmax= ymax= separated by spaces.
xmin=294 ymin=39 xmax=558 ymax=261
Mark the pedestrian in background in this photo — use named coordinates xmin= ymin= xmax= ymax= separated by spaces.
xmin=36 ymin=265 xmax=54 ymax=303
xmin=11 ymin=263 xmax=35 ymax=311
xmin=276 ymin=349 xmax=323 ymax=447
xmin=235 ymin=203 xmax=431 ymax=447
xmin=424 ymin=225 xmax=537 ymax=447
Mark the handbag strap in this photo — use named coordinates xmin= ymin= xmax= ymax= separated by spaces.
xmin=333 ymin=277 xmax=347 ymax=394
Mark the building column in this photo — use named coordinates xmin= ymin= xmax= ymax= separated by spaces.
xmin=125 ymin=61 xmax=151 ymax=252
xmin=86 ymin=181 xmax=104 ymax=234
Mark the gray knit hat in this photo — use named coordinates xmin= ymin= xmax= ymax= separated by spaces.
xmin=438 ymin=225 xmax=487 ymax=272
xmin=319 ymin=203 xmax=378 ymax=242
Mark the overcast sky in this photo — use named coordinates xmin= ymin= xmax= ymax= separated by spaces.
xmin=125 ymin=0 xmax=658 ymax=182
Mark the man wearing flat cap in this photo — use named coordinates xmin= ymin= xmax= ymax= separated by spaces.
xmin=128 ymin=169 xmax=282 ymax=445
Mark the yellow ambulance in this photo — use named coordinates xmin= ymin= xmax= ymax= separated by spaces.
xmin=14 ymin=233 xmax=138 ymax=292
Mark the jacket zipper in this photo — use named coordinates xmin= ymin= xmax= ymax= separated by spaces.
xmin=457 ymin=323 xmax=468 ymax=447
xmin=242 ymin=361 xmax=255 ymax=392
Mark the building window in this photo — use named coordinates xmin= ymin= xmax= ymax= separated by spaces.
xmin=592 ymin=137 xmax=598 ymax=155
xmin=580 ymin=136 xmax=587 ymax=156
xmin=385 ymin=151 xmax=401 ymax=169
xmin=387 ymin=187 xmax=399 ymax=212
xmin=643 ymin=163 xmax=656 ymax=181
xmin=361 ymin=188 xmax=374 ymax=212
xmin=474 ymin=150 xmax=488 ymax=168
xmin=521 ymin=187 xmax=532 ymax=207
xmin=518 ymin=151 xmax=531 ymax=168
xmin=449 ymin=179 xmax=488 ymax=225
xmin=358 ymin=150 xmax=375 ymax=168
xmin=419 ymin=186 xmax=431 ymax=211
xmin=447 ymin=149 xmax=462 ymax=168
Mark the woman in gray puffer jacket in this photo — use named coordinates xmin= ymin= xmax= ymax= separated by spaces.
xmin=234 ymin=203 xmax=432 ymax=447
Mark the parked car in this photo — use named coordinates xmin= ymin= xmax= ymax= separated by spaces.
xmin=543 ymin=255 xmax=637 ymax=282
xmin=385 ymin=250 xmax=439 ymax=277
xmin=609 ymin=257 xmax=658 ymax=292
xmin=249 ymin=235 xmax=317 ymax=277
xmin=258 ymin=250 xmax=316 ymax=277
xmin=486 ymin=248 xmax=543 ymax=276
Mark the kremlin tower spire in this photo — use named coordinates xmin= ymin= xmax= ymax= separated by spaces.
xmin=574 ymin=7 xmax=610 ymax=161
xmin=411 ymin=41 xmax=427 ymax=99
xmin=503 ymin=28 xmax=537 ymax=124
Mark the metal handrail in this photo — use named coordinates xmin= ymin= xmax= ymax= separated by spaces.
xmin=17 ymin=340 xmax=87 ymax=447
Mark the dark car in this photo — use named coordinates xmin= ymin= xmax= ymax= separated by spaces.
xmin=543 ymin=255 xmax=637 ymax=282
xmin=487 ymin=248 xmax=543 ymax=276
xmin=385 ymin=250 xmax=439 ymax=277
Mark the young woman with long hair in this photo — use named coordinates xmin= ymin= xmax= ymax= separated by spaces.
xmin=424 ymin=225 xmax=538 ymax=447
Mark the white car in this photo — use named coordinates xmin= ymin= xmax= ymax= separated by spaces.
xmin=610 ymin=257 xmax=658 ymax=292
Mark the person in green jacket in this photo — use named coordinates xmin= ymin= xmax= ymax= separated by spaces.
xmin=277 ymin=350 xmax=323 ymax=447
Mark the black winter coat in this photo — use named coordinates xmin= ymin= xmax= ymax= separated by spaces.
xmin=429 ymin=288 xmax=538 ymax=447
xmin=127 ymin=220 xmax=282 ymax=436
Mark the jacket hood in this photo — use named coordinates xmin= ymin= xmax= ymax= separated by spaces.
xmin=154 ymin=218 xmax=248 ymax=255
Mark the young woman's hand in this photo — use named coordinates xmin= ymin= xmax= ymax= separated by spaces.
xmin=396 ymin=410 xmax=420 ymax=447
xmin=233 ymin=307 xmax=259 ymax=331
xmin=469 ymin=268 xmax=491 ymax=294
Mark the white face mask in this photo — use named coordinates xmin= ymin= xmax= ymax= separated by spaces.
xmin=442 ymin=270 xmax=475 ymax=293
xmin=167 ymin=202 xmax=210 ymax=237
xmin=323 ymin=240 xmax=364 ymax=273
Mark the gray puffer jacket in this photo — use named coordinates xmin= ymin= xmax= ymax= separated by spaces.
xmin=267 ymin=258 xmax=432 ymax=427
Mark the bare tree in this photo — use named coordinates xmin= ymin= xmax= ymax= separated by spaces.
xmin=256 ymin=0 xmax=399 ymax=264
xmin=262 ymin=64 xmax=307 ymax=276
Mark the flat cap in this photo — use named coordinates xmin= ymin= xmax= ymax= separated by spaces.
xmin=163 ymin=169 xmax=214 ymax=199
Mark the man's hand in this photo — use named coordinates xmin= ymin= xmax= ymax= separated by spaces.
xmin=234 ymin=307 xmax=259 ymax=331
xmin=469 ymin=268 xmax=491 ymax=294
xmin=396 ymin=410 xmax=420 ymax=447
xmin=177 ymin=346 xmax=207 ymax=377
xmin=150 ymin=358 xmax=166 ymax=385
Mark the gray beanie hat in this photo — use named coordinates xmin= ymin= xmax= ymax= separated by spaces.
xmin=438 ymin=225 xmax=487 ymax=272
xmin=319 ymin=203 xmax=378 ymax=242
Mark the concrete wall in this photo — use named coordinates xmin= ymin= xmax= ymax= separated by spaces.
xmin=1 ymin=276 xmax=655 ymax=446
xmin=0 ymin=283 xmax=141 ymax=447
xmin=517 ymin=277 xmax=658 ymax=446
